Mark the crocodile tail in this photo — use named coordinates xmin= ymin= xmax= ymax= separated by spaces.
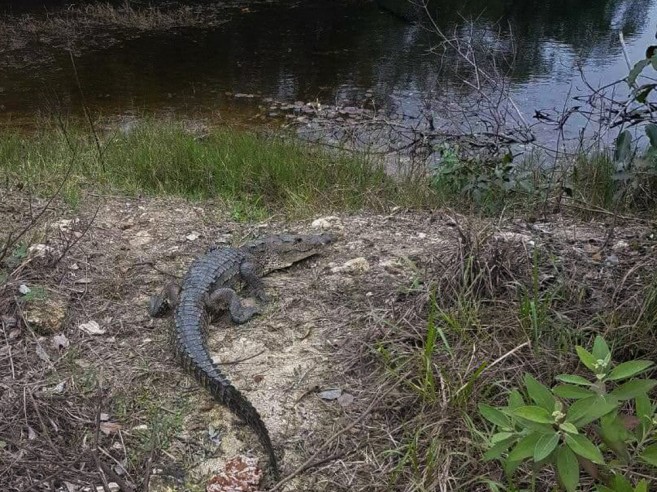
xmin=187 ymin=355 xmax=280 ymax=480
xmin=211 ymin=377 xmax=280 ymax=480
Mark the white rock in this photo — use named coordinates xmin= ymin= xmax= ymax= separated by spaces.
xmin=28 ymin=244 xmax=54 ymax=257
xmin=311 ymin=216 xmax=342 ymax=230
xmin=331 ymin=257 xmax=370 ymax=274
xmin=18 ymin=284 xmax=31 ymax=295
xmin=612 ymin=240 xmax=629 ymax=251
xmin=186 ymin=232 xmax=200 ymax=241
xmin=129 ymin=230 xmax=152 ymax=248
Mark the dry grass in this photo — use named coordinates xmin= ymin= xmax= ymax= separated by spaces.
xmin=0 ymin=1 xmax=228 ymax=65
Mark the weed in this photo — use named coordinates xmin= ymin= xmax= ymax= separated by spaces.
xmin=0 ymin=120 xmax=436 ymax=218
xmin=480 ymin=336 xmax=657 ymax=491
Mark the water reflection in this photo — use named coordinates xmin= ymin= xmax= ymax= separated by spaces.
xmin=0 ymin=0 xmax=655 ymax=140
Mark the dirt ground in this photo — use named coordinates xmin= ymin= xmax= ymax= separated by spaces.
xmin=1 ymin=190 xmax=656 ymax=491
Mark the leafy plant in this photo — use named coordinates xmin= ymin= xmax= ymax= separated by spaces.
xmin=430 ymin=143 xmax=536 ymax=208
xmin=611 ymin=40 xmax=657 ymax=208
xmin=480 ymin=336 xmax=657 ymax=491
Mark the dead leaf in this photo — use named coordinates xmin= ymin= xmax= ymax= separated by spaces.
xmin=100 ymin=422 xmax=122 ymax=435
xmin=318 ymin=388 xmax=342 ymax=400
xmin=35 ymin=344 xmax=51 ymax=363
xmin=337 ymin=392 xmax=354 ymax=407
xmin=27 ymin=426 xmax=37 ymax=440
xmin=52 ymin=334 xmax=70 ymax=350
xmin=79 ymin=321 xmax=106 ymax=335
xmin=74 ymin=277 xmax=92 ymax=284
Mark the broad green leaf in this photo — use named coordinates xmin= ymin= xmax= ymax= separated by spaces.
xmin=556 ymin=445 xmax=579 ymax=492
xmin=556 ymin=374 xmax=593 ymax=386
xmin=479 ymin=404 xmax=511 ymax=428
xmin=524 ymin=373 xmax=556 ymax=411
xmin=635 ymin=392 xmax=653 ymax=418
xmin=512 ymin=406 xmax=554 ymax=424
xmin=576 ymin=346 xmax=599 ymax=372
xmin=559 ymin=422 xmax=578 ymax=434
xmin=636 ymin=479 xmax=649 ymax=492
xmin=614 ymin=130 xmax=633 ymax=164
xmin=599 ymin=412 xmax=630 ymax=463
xmin=607 ymin=475 xmax=635 ymax=492
xmin=566 ymin=396 xmax=617 ymax=426
xmin=628 ymin=58 xmax=651 ymax=87
xmin=636 ymin=84 xmax=657 ymax=104
xmin=503 ymin=457 xmax=522 ymax=477
xmin=592 ymin=336 xmax=610 ymax=361
xmin=491 ymin=432 xmax=515 ymax=444
xmin=647 ymin=123 xmax=657 ymax=149
xmin=565 ymin=433 xmax=605 ymax=464
xmin=508 ymin=432 xmax=543 ymax=462
xmin=534 ymin=432 xmax=560 ymax=461
xmin=611 ymin=379 xmax=657 ymax=400
xmin=553 ymin=384 xmax=596 ymax=400
xmin=484 ymin=436 xmax=518 ymax=461
xmin=606 ymin=360 xmax=653 ymax=381
xmin=507 ymin=389 xmax=524 ymax=409
xmin=639 ymin=443 xmax=657 ymax=467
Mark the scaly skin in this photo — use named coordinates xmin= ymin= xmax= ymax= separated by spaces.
xmin=149 ymin=233 xmax=333 ymax=480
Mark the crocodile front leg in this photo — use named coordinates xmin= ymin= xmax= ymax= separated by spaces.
xmin=207 ymin=288 xmax=261 ymax=324
xmin=149 ymin=283 xmax=181 ymax=317
xmin=239 ymin=261 xmax=268 ymax=302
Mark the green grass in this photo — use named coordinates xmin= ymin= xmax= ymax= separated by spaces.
xmin=0 ymin=120 xmax=437 ymax=217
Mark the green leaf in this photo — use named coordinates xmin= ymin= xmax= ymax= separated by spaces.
xmin=628 ymin=58 xmax=651 ymax=87
xmin=556 ymin=374 xmax=593 ymax=386
xmin=491 ymin=432 xmax=515 ymax=444
xmin=524 ymin=373 xmax=556 ymax=411
xmin=615 ymin=130 xmax=633 ymax=164
xmin=556 ymin=445 xmax=580 ymax=492
xmin=647 ymin=124 xmax=657 ymax=149
xmin=576 ymin=346 xmax=600 ymax=373
xmin=559 ymin=422 xmax=578 ymax=434
xmin=592 ymin=336 xmax=610 ymax=361
xmin=608 ymin=475 xmax=637 ymax=492
xmin=553 ymin=384 xmax=596 ymax=400
xmin=565 ymin=433 xmax=605 ymax=464
xmin=636 ymin=84 xmax=657 ymax=104
xmin=639 ymin=443 xmax=657 ymax=467
xmin=534 ymin=432 xmax=560 ymax=462
xmin=636 ymin=479 xmax=649 ymax=492
xmin=599 ymin=412 xmax=631 ymax=463
xmin=607 ymin=360 xmax=653 ymax=381
xmin=566 ymin=396 xmax=617 ymax=426
xmin=503 ymin=457 xmax=522 ymax=477
xmin=507 ymin=389 xmax=525 ymax=409
xmin=636 ymin=392 xmax=653 ymax=419
xmin=508 ymin=432 xmax=543 ymax=462
xmin=484 ymin=436 xmax=518 ymax=461
xmin=512 ymin=406 xmax=554 ymax=424
xmin=479 ymin=404 xmax=511 ymax=428
xmin=611 ymin=379 xmax=657 ymax=400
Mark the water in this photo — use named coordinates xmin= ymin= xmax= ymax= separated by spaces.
xmin=0 ymin=0 xmax=655 ymax=148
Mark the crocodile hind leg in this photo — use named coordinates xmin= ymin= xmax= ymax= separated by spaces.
xmin=149 ymin=283 xmax=181 ymax=317
xmin=207 ymin=288 xmax=261 ymax=324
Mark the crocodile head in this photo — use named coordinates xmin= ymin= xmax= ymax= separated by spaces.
xmin=243 ymin=233 xmax=334 ymax=272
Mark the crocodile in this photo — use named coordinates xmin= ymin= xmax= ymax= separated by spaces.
xmin=148 ymin=233 xmax=333 ymax=480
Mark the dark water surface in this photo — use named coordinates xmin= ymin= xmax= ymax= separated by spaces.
xmin=1 ymin=0 xmax=656 ymax=144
